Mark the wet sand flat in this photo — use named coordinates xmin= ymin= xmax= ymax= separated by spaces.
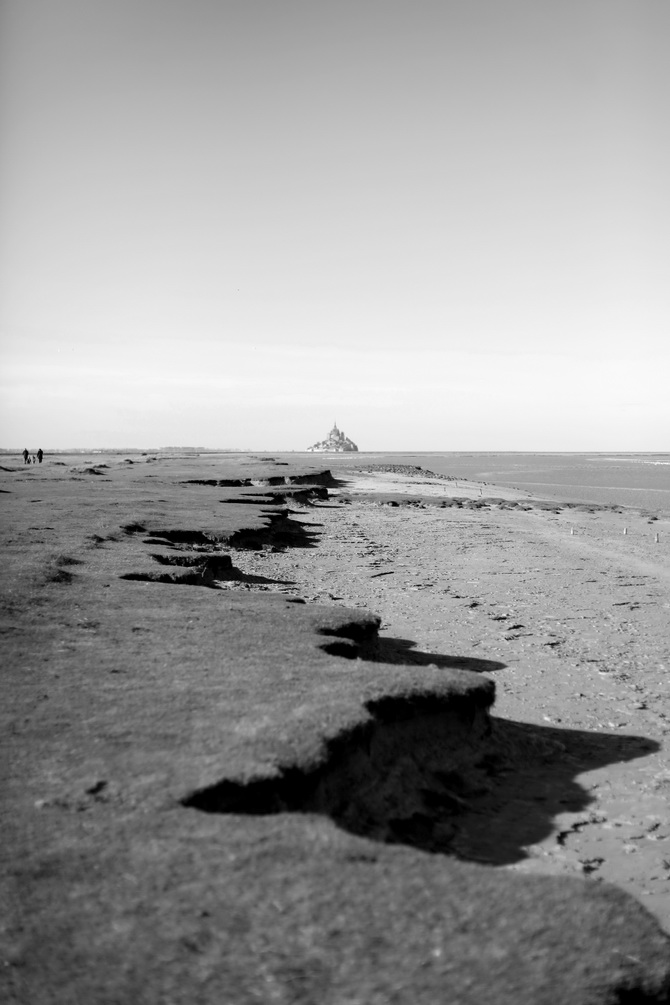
xmin=238 ymin=464 xmax=670 ymax=931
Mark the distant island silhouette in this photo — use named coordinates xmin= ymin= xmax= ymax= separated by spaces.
xmin=307 ymin=421 xmax=358 ymax=452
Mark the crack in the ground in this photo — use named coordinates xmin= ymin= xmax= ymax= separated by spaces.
xmin=120 ymin=552 xmax=293 ymax=589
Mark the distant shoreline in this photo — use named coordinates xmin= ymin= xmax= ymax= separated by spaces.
xmin=2 ymin=448 xmax=668 ymax=513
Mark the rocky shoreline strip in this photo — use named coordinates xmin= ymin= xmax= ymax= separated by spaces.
xmin=2 ymin=453 xmax=670 ymax=1004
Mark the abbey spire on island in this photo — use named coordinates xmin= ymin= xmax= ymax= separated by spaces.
xmin=307 ymin=421 xmax=358 ymax=452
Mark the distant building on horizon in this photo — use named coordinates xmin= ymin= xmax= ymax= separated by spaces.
xmin=307 ymin=421 xmax=358 ymax=453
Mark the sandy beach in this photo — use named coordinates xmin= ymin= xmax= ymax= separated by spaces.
xmin=234 ymin=462 xmax=670 ymax=931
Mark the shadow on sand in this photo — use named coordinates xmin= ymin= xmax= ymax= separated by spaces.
xmin=450 ymin=717 xmax=659 ymax=865
xmin=373 ymin=635 xmax=507 ymax=674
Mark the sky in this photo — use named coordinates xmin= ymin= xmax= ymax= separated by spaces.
xmin=1 ymin=0 xmax=669 ymax=451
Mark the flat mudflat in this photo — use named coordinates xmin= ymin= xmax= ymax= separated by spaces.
xmin=2 ymin=453 xmax=669 ymax=1005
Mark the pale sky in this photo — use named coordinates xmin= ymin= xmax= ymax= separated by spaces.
xmin=1 ymin=0 xmax=668 ymax=450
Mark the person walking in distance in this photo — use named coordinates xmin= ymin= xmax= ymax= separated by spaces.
xmin=22 ymin=448 xmax=29 ymax=464
xmin=37 ymin=449 xmax=43 ymax=464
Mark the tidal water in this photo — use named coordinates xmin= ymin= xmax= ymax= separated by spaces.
xmin=344 ymin=452 xmax=670 ymax=513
